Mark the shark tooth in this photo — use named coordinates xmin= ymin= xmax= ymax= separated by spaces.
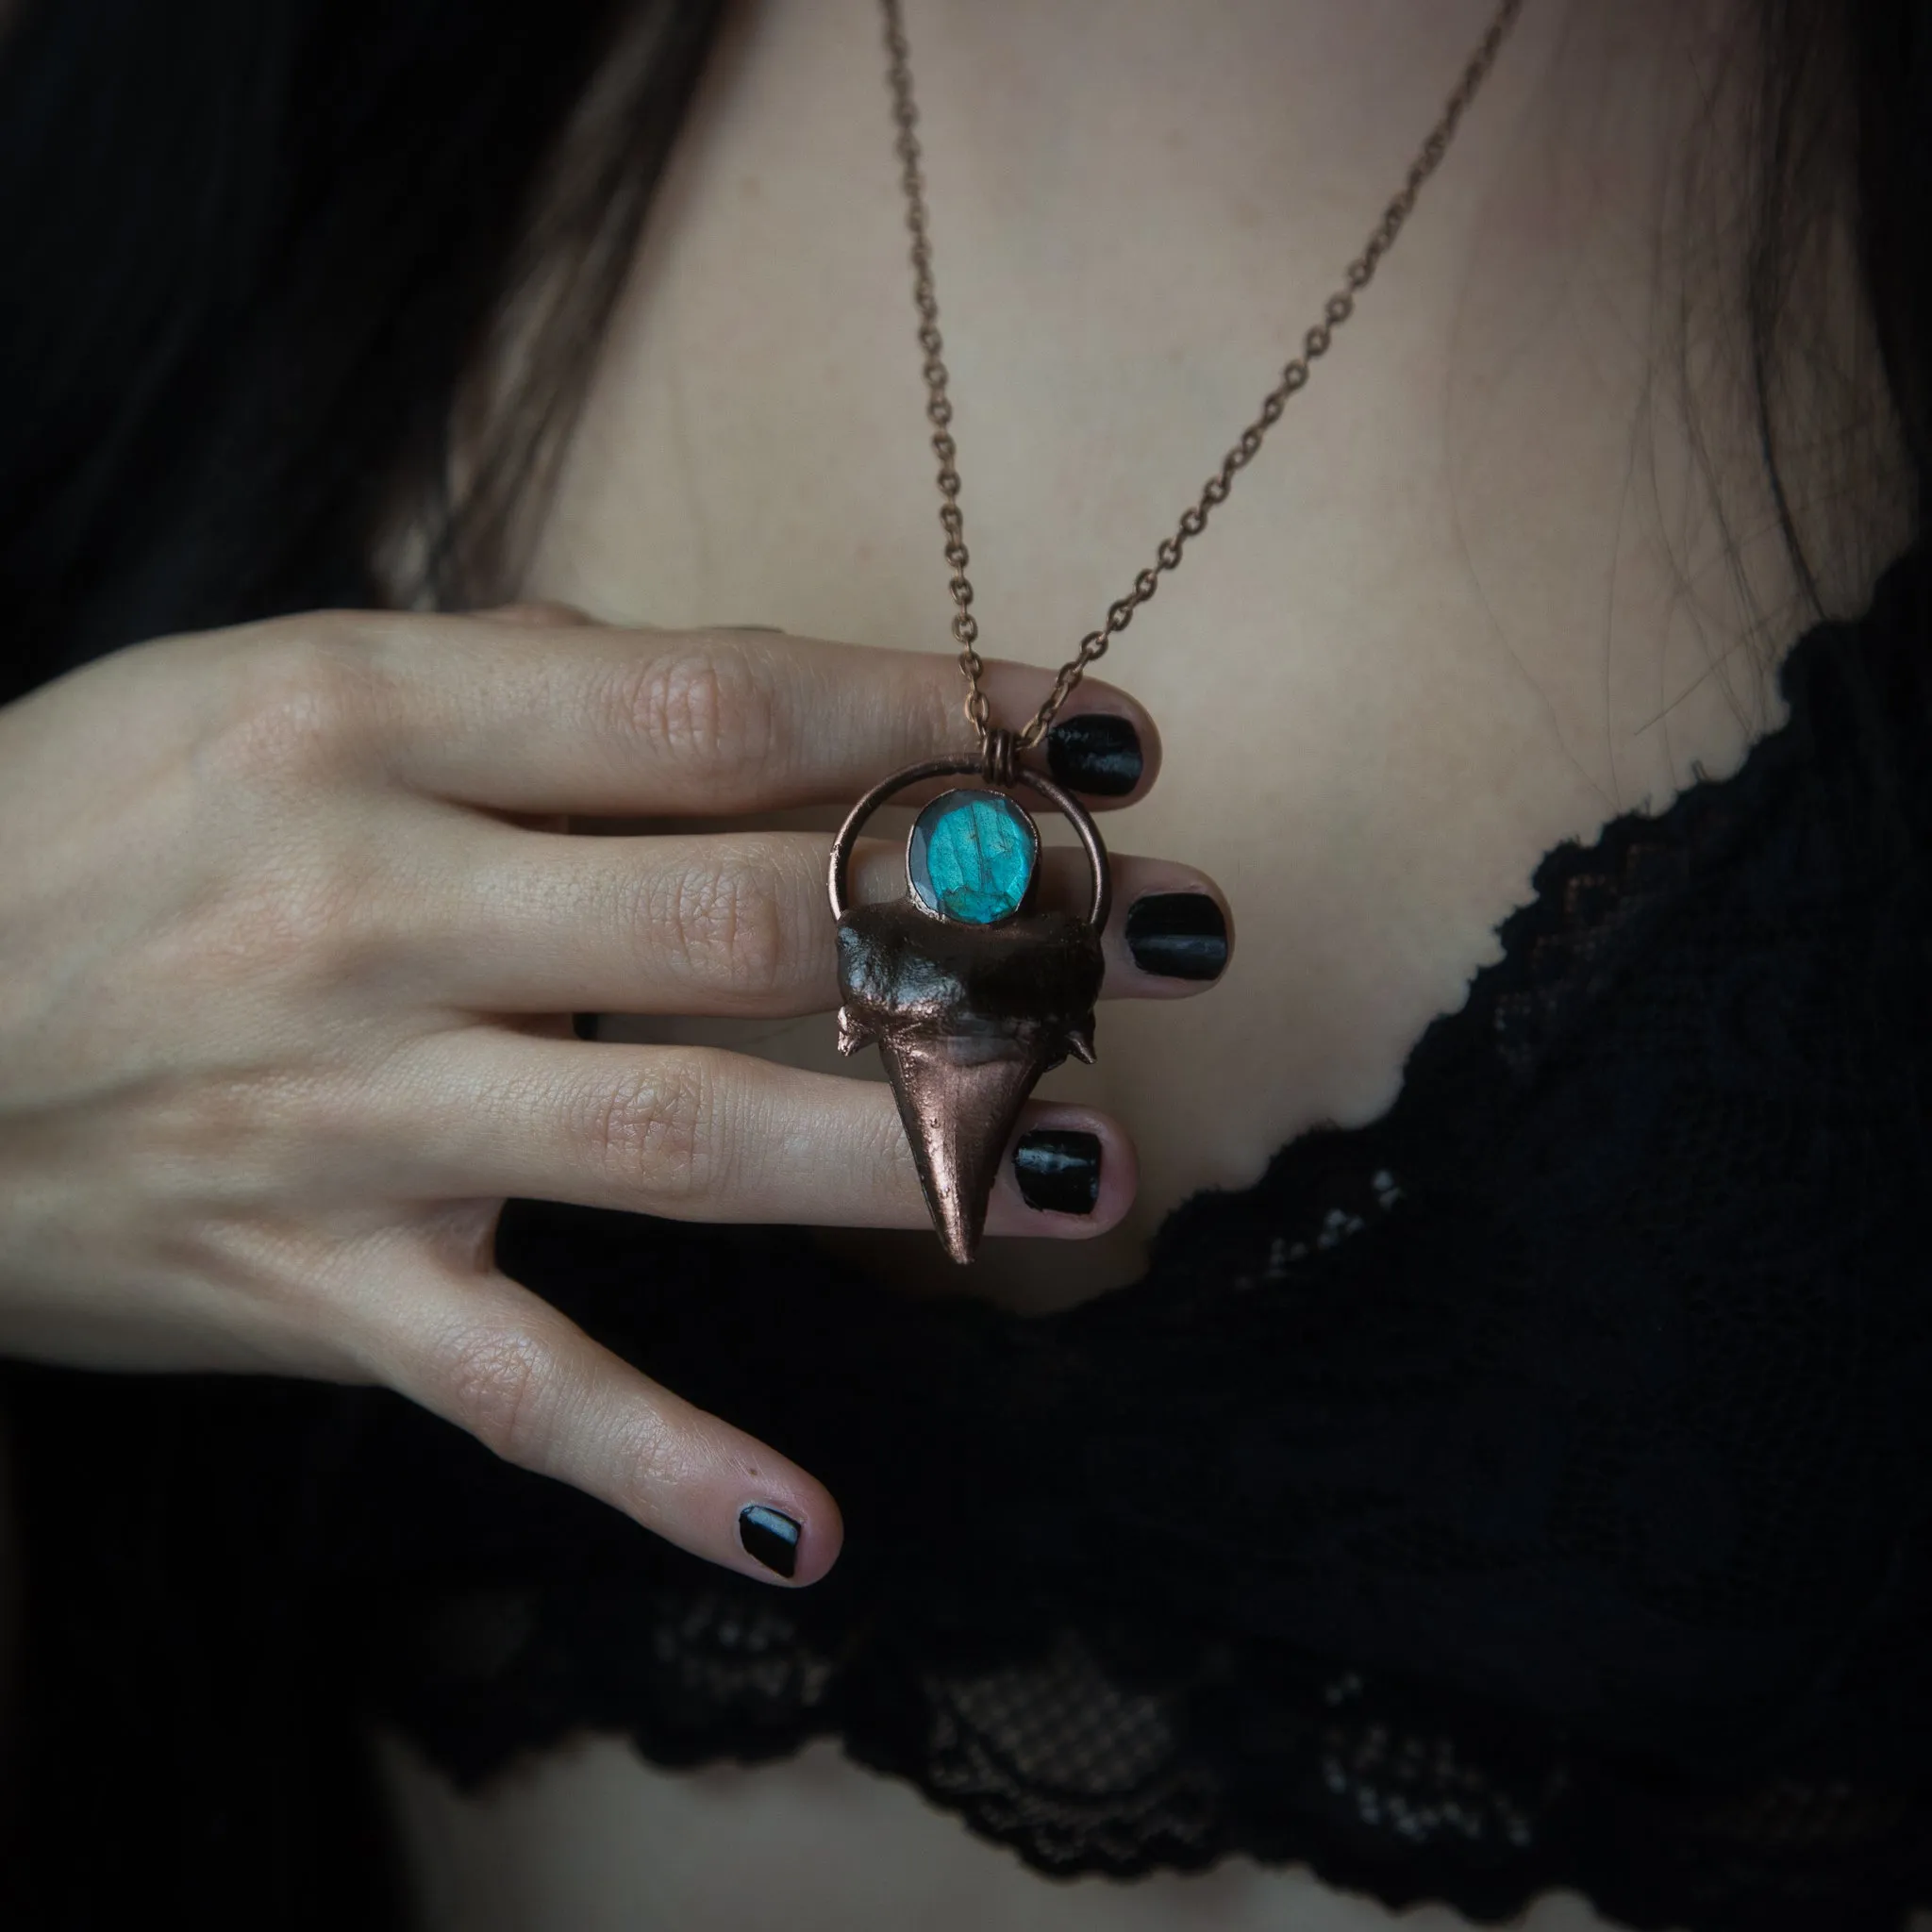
xmin=874 ymin=1031 xmax=1066 ymax=1264
xmin=836 ymin=1008 xmax=875 ymax=1057
xmin=836 ymin=898 xmax=1104 ymax=1264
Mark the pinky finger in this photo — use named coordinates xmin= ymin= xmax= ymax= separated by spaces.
xmin=369 ymin=1259 xmax=841 ymax=1586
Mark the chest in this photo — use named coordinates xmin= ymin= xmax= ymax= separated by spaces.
xmin=517 ymin=0 xmax=1778 ymax=1301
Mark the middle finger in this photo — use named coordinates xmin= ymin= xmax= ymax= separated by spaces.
xmin=415 ymin=821 xmax=1232 ymax=1016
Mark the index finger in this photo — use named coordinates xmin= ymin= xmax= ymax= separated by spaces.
xmin=338 ymin=614 xmax=1161 ymax=816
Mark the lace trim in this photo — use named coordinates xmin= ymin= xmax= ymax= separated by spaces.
xmin=337 ymin=561 xmax=1932 ymax=1927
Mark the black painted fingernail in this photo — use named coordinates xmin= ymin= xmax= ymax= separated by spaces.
xmin=1125 ymin=893 xmax=1228 ymax=981
xmin=1013 ymin=1129 xmax=1102 ymax=1215
xmin=739 ymin=1504 xmax=801 ymax=1577
xmin=1046 ymin=714 xmax=1143 ymax=797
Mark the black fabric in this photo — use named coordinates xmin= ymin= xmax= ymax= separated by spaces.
xmin=11 ymin=555 xmax=1931 ymax=1931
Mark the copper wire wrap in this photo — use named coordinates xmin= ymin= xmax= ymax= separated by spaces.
xmin=978 ymin=725 xmax=1019 ymax=790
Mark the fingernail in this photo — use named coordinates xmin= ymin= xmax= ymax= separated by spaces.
xmin=1013 ymin=1128 xmax=1102 ymax=1215
xmin=1125 ymin=893 xmax=1228 ymax=981
xmin=739 ymin=1504 xmax=801 ymax=1577
xmin=1046 ymin=714 xmax=1142 ymax=797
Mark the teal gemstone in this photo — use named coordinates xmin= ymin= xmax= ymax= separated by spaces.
xmin=908 ymin=789 xmax=1038 ymax=924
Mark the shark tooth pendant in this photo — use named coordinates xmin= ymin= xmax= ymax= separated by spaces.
xmin=828 ymin=732 xmax=1109 ymax=1263
xmin=859 ymin=0 xmax=1525 ymax=1242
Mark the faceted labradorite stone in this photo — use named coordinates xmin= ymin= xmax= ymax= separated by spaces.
xmin=908 ymin=789 xmax=1039 ymax=924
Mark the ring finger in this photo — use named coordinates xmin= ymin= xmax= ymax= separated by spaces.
xmin=378 ymin=1036 xmax=1140 ymax=1238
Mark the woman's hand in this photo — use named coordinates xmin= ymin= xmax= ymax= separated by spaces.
xmin=0 ymin=608 xmax=1228 ymax=1583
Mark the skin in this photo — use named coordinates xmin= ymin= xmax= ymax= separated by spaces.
xmin=0 ymin=0 xmax=1905 ymax=1923
xmin=0 ymin=602 xmax=1230 ymax=1585
xmin=516 ymin=0 xmax=1875 ymax=1322
xmin=376 ymin=0 xmax=1913 ymax=1928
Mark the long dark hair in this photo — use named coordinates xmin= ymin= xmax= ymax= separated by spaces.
xmin=0 ymin=0 xmax=723 ymax=702
xmin=0 ymin=0 xmax=1923 ymax=1925
xmin=0 ymin=3 xmax=724 ymax=1924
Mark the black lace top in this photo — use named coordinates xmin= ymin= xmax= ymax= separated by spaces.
xmin=8 ymin=556 xmax=1932 ymax=1932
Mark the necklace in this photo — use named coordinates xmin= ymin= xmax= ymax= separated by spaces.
xmin=830 ymin=0 xmax=1525 ymax=1263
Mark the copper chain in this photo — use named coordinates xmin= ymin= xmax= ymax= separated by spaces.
xmin=879 ymin=0 xmax=1525 ymax=751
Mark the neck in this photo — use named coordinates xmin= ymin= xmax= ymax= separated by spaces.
xmin=856 ymin=0 xmax=1552 ymax=336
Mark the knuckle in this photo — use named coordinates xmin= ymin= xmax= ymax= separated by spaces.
xmin=163 ymin=622 xmax=402 ymax=989
xmin=203 ymin=627 xmax=388 ymax=787
xmin=581 ymin=1055 xmax=721 ymax=1204
xmin=438 ymin=1323 xmax=566 ymax=1469
xmin=149 ymin=1067 xmax=318 ymax=1173
xmin=653 ymin=849 xmax=794 ymax=1003
xmin=121 ymin=1069 xmax=376 ymax=1239
xmin=201 ymin=847 xmax=382 ymax=985
xmin=616 ymin=637 xmax=781 ymax=787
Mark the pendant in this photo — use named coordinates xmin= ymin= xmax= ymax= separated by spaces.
xmin=827 ymin=733 xmax=1109 ymax=1264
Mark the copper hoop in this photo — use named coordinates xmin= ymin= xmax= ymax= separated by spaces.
xmin=827 ymin=755 xmax=1110 ymax=929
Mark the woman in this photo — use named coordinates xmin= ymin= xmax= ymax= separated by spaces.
xmin=1 ymin=0 xmax=1927 ymax=1925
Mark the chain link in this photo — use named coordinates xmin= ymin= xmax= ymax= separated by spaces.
xmin=878 ymin=0 xmax=1524 ymax=749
